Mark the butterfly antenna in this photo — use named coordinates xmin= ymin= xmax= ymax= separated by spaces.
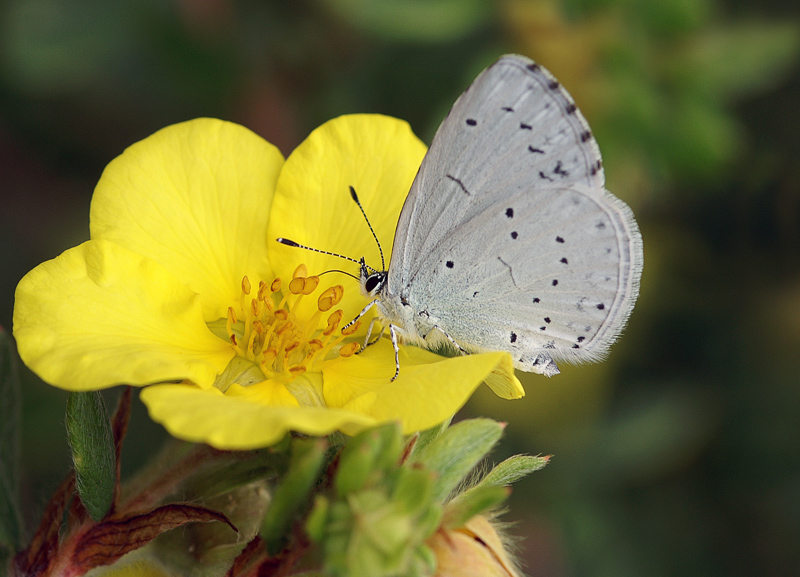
xmin=318 ymin=269 xmax=360 ymax=281
xmin=349 ymin=186 xmax=386 ymax=271
xmin=276 ymin=238 xmax=379 ymax=274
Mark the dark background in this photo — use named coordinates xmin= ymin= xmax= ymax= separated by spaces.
xmin=2 ymin=1 xmax=799 ymax=576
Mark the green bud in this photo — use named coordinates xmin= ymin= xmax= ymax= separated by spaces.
xmin=336 ymin=422 xmax=403 ymax=496
xmin=65 ymin=391 xmax=116 ymax=521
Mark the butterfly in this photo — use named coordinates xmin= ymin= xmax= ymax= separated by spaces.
xmin=281 ymin=54 xmax=643 ymax=381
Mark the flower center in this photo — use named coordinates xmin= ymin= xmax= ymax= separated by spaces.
xmin=224 ymin=264 xmax=361 ymax=383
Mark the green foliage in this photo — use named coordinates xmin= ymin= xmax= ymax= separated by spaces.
xmin=261 ymin=437 xmax=328 ymax=554
xmin=0 ymin=329 xmax=23 ymax=558
xmin=65 ymin=391 xmax=116 ymax=521
xmin=409 ymin=418 xmax=503 ymax=502
xmin=307 ymin=419 xmax=542 ymax=577
xmin=321 ymin=0 xmax=491 ymax=42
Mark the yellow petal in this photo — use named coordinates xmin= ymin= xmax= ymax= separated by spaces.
xmin=267 ymin=114 xmax=427 ymax=328
xmin=225 ymin=380 xmax=300 ymax=408
xmin=140 ymin=382 xmax=378 ymax=450
xmin=323 ymin=341 xmax=518 ymax=434
xmin=13 ymin=239 xmax=233 ymax=391
xmin=90 ymin=118 xmax=284 ymax=322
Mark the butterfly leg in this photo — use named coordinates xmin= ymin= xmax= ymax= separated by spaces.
xmin=432 ymin=325 xmax=468 ymax=356
xmin=389 ymin=323 xmax=400 ymax=382
xmin=343 ymin=299 xmax=378 ymax=332
xmin=360 ymin=316 xmax=386 ymax=351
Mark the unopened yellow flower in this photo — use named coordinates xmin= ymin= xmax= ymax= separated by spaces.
xmin=13 ymin=116 xmax=523 ymax=449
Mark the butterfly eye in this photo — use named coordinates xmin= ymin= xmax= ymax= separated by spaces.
xmin=365 ymin=273 xmax=383 ymax=294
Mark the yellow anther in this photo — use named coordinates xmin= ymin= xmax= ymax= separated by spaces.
xmin=257 ymin=281 xmax=269 ymax=301
xmin=251 ymin=298 xmax=260 ymax=317
xmin=317 ymin=285 xmax=344 ymax=312
xmin=289 ymin=366 xmax=307 ymax=376
xmin=302 ymin=276 xmax=320 ymax=295
xmin=270 ymin=278 xmax=282 ymax=293
xmin=323 ymin=310 xmax=343 ymax=336
xmin=339 ymin=342 xmax=361 ymax=357
xmin=274 ymin=310 xmax=289 ymax=321
xmin=285 ymin=341 xmax=300 ymax=354
xmin=341 ymin=320 xmax=361 ymax=336
xmin=293 ymin=264 xmax=308 ymax=279
xmin=241 ymin=276 xmax=252 ymax=295
xmin=227 ymin=306 xmax=238 ymax=325
xmin=289 ymin=277 xmax=306 ymax=295
xmin=307 ymin=339 xmax=324 ymax=351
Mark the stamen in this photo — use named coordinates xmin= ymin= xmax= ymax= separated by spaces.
xmin=220 ymin=267 xmax=366 ymax=386
xmin=341 ymin=320 xmax=362 ymax=336
xmin=340 ymin=342 xmax=361 ymax=357
xmin=289 ymin=277 xmax=305 ymax=295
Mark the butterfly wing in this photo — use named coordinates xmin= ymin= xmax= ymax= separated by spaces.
xmin=384 ymin=54 xmax=642 ymax=373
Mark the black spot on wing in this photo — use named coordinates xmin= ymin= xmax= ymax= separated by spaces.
xmin=560 ymin=257 xmax=568 ymax=264
xmin=547 ymin=79 xmax=558 ymax=90
xmin=553 ymin=161 xmax=569 ymax=177
xmin=552 ymin=279 xmax=559 ymax=286
xmin=556 ymin=236 xmax=565 ymax=243
xmin=505 ymin=208 xmax=514 ymax=218
xmin=580 ymin=130 xmax=592 ymax=142
xmin=466 ymin=118 xmax=477 ymax=126
xmin=597 ymin=303 xmax=605 ymax=310
xmin=565 ymin=103 xmax=577 ymax=114
xmin=510 ymin=332 xmax=517 ymax=343
xmin=520 ymin=122 xmax=532 ymax=130
xmin=511 ymin=231 xmax=518 ymax=240
xmin=532 ymin=297 xmax=540 ymax=303
xmin=502 ymin=106 xmax=514 ymax=112
xmin=529 ymin=146 xmax=545 ymax=154
xmin=446 ymin=260 xmax=454 ymax=269
xmin=539 ymin=171 xmax=553 ymax=182
xmin=446 ymin=174 xmax=470 ymax=195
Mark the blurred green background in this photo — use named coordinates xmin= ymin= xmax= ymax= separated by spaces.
xmin=2 ymin=0 xmax=799 ymax=575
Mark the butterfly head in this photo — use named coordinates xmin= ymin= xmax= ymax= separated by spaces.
xmin=359 ymin=257 xmax=387 ymax=298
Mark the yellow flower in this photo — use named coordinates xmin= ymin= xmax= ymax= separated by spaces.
xmin=13 ymin=116 xmax=523 ymax=449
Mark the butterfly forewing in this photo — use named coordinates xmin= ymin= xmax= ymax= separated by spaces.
xmin=383 ymin=54 xmax=642 ymax=373
xmin=390 ymin=54 xmax=605 ymax=288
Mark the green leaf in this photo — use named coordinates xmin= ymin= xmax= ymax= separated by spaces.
xmin=0 ymin=328 xmax=23 ymax=552
xmin=478 ymin=454 xmax=550 ymax=488
xmin=260 ymin=437 xmax=327 ymax=554
xmin=65 ymin=391 xmax=116 ymax=521
xmin=410 ymin=418 xmax=503 ymax=502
